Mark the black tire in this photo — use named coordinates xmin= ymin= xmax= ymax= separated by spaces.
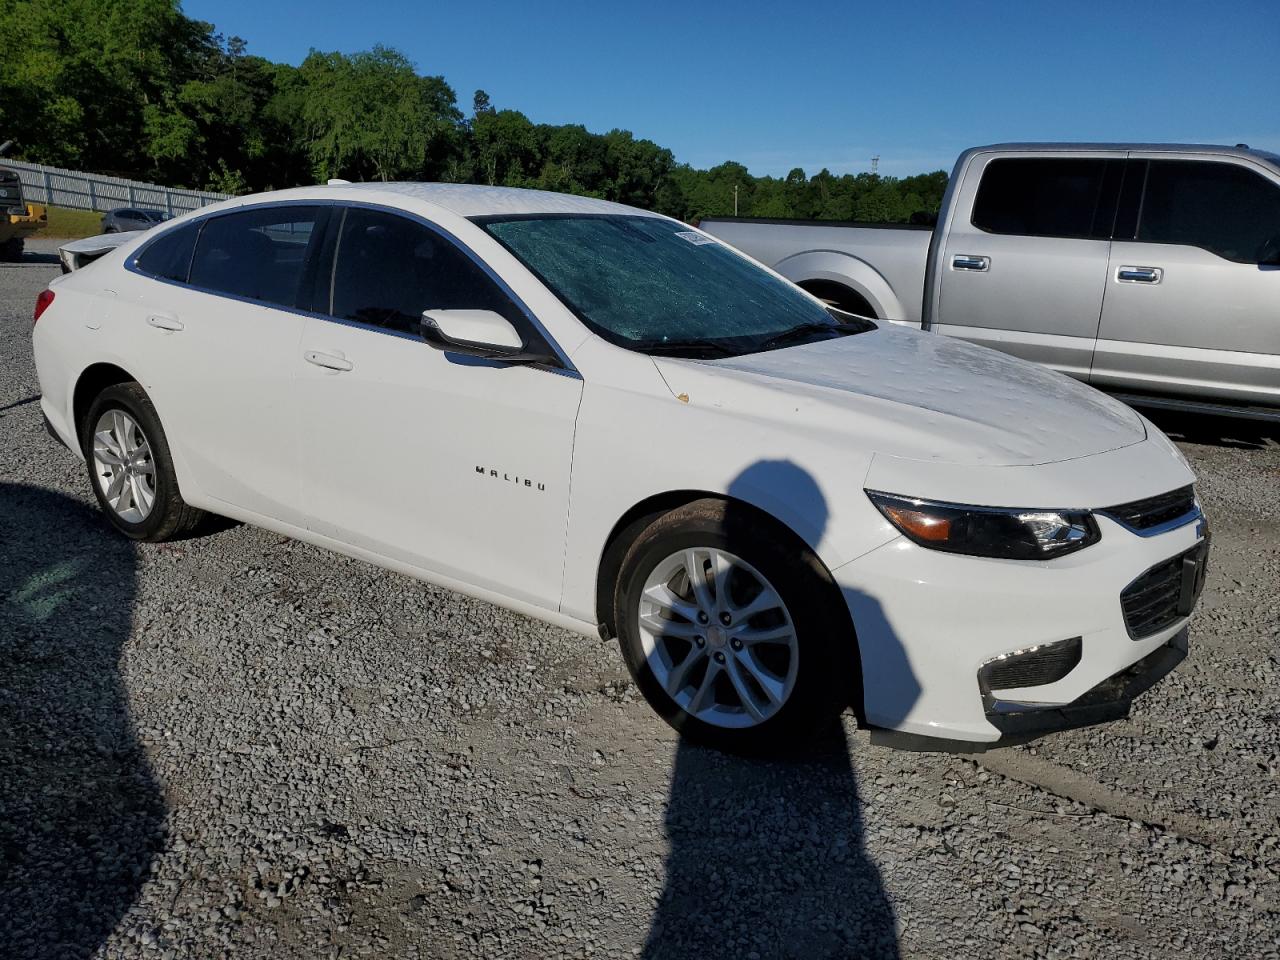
xmin=0 ymin=238 xmax=22 ymax=262
xmin=81 ymin=382 xmax=206 ymax=542
xmin=613 ymin=498 xmax=859 ymax=752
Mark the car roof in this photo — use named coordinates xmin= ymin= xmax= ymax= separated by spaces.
xmin=967 ymin=141 xmax=1276 ymax=163
xmin=221 ymin=182 xmax=657 ymax=220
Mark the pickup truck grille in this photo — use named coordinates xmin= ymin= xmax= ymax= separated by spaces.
xmin=1100 ymin=485 xmax=1196 ymax=533
xmin=1120 ymin=542 xmax=1208 ymax=639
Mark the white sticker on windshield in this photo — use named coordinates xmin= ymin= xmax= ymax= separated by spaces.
xmin=675 ymin=231 xmax=717 ymax=246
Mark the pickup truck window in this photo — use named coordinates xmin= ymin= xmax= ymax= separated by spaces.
xmin=1137 ymin=160 xmax=1280 ymax=264
xmin=480 ymin=214 xmax=870 ymax=357
xmin=972 ymin=158 xmax=1118 ymax=240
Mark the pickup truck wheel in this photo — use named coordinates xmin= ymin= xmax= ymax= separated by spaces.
xmin=613 ymin=499 xmax=855 ymax=752
xmin=0 ymin=238 xmax=22 ymax=262
xmin=82 ymin=383 xmax=206 ymax=542
xmin=798 ymin=279 xmax=875 ymax=318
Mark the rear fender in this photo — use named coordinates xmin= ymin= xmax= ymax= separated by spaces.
xmin=771 ymin=250 xmax=909 ymax=326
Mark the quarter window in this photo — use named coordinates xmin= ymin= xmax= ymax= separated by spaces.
xmin=972 ymin=158 xmax=1113 ymax=239
xmin=1138 ymin=160 xmax=1280 ymax=263
xmin=134 ymin=222 xmax=199 ymax=283
xmin=188 ymin=206 xmax=325 ymax=308
xmin=330 ymin=207 xmax=522 ymax=335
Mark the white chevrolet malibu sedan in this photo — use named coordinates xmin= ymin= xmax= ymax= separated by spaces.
xmin=32 ymin=184 xmax=1210 ymax=751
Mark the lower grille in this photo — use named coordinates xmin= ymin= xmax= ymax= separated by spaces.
xmin=1121 ymin=543 xmax=1208 ymax=639
xmin=979 ymin=637 xmax=1081 ymax=691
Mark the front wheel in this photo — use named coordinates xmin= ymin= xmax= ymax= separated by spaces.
xmin=613 ymin=499 xmax=857 ymax=751
xmin=82 ymin=383 xmax=206 ymax=541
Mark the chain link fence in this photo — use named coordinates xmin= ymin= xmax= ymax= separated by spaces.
xmin=1 ymin=159 xmax=230 ymax=215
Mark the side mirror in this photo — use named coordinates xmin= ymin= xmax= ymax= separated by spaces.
xmin=1258 ymin=235 xmax=1280 ymax=267
xmin=419 ymin=309 xmax=552 ymax=365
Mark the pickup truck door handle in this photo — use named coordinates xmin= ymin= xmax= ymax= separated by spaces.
xmin=146 ymin=313 xmax=184 ymax=332
xmin=952 ymin=254 xmax=990 ymax=272
xmin=304 ymin=350 xmax=354 ymax=372
xmin=1117 ymin=266 xmax=1162 ymax=284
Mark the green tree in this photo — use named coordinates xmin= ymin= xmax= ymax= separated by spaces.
xmin=297 ymin=46 xmax=459 ymax=182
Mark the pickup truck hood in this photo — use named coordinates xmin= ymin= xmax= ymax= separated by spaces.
xmin=653 ymin=324 xmax=1146 ymax=467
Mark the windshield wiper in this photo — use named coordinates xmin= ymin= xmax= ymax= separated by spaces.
xmin=757 ymin=321 xmax=865 ymax=352
xmin=629 ymin=337 xmax=739 ymax=358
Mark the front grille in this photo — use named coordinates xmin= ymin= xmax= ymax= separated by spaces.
xmin=1120 ymin=544 xmax=1206 ymax=639
xmin=979 ymin=637 xmax=1081 ymax=691
xmin=1100 ymin=485 xmax=1196 ymax=533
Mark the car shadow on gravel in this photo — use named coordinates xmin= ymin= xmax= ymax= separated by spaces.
xmin=0 ymin=251 xmax=60 ymax=267
xmin=642 ymin=460 xmax=909 ymax=959
xmin=1141 ymin=408 xmax=1279 ymax=451
xmin=0 ymin=483 xmax=165 ymax=958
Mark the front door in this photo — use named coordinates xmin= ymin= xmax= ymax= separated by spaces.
xmin=296 ymin=206 xmax=582 ymax=610
xmin=936 ymin=153 xmax=1124 ymax=379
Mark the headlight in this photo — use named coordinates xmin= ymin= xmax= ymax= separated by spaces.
xmin=866 ymin=490 xmax=1100 ymax=561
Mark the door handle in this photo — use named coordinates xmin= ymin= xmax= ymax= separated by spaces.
xmin=952 ymin=254 xmax=990 ymax=272
xmin=146 ymin=314 xmax=184 ymax=332
xmin=1117 ymin=266 xmax=1162 ymax=284
xmin=304 ymin=350 xmax=353 ymax=372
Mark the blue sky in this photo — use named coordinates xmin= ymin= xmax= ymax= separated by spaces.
xmin=184 ymin=0 xmax=1279 ymax=178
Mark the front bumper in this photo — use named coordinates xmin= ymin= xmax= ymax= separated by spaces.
xmin=833 ymin=509 xmax=1207 ymax=745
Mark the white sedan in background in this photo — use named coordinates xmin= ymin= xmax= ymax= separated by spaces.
xmin=32 ymin=183 xmax=1208 ymax=751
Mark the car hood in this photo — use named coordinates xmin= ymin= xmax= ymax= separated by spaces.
xmin=652 ymin=324 xmax=1146 ymax=467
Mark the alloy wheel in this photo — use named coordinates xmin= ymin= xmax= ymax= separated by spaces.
xmin=92 ymin=409 xmax=157 ymax=523
xmin=637 ymin=547 xmax=799 ymax=728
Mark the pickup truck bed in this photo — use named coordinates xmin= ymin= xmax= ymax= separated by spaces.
xmin=700 ymin=218 xmax=932 ymax=326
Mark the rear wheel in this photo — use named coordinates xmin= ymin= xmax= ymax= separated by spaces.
xmin=613 ymin=499 xmax=857 ymax=751
xmin=82 ymin=383 xmax=206 ymax=541
xmin=0 ymin=238 xmax=22 ymax=262
xmin=797 ymin=279 xmax=876 ymax=318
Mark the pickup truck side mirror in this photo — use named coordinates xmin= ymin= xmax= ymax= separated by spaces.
xmin=419 ymin=309 xmax=554 ymax=365
xmin=1257 ymin=235 xmax=1280 ymax=267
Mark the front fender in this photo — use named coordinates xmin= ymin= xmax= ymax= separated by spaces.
xmin=558 ymin=344 xmax=898 ymax=622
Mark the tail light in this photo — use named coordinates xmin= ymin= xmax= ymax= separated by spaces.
xmin=34 ymin=289 xmax=54 ymax=324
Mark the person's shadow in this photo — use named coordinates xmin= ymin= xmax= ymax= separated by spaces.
xmin=643 ymin=461 xmax=914 ymax=960
xmin=0 ymin=483 xmax=164 ymax=958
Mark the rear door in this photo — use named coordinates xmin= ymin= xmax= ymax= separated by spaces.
xmin=1092 ymin=155 xmax=1280 ymax=405
xmin=130 ymin=204 xmax=329 ymax=524
xmin=295 ymin=205 xmax=582 ymax=609
xmin=936 ymin=152 xmax=1124 ymax=378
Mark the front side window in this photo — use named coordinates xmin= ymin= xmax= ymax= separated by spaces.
xmin=972 ymin=158 xmax=1113 ymax=239
xmin=329 ymin=207 xmax=522 ymax=335
xmin=134 ymin=221 xmax=200 ymax=283
xmin=479 ymin=215 xmax=869 ymax=356
xmin=188 ymin=206 xmax=324 ymax=308
xmin=1138 ymin=160 xmax=1280 ymax=263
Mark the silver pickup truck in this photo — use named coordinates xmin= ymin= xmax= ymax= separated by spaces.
xmin=701 ymin=143 xmax=1280 ymax=420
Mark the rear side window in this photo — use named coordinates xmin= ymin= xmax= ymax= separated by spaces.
xmin=134 ymin=222 xmax=199 ymax=283
xmin=1138 ymin=160 xmax=1280 ymax=263
xmin=189 ymin=206 xmax=324 ymax=308
xmin=972 ymin=158 xmax=1112 ymax=239
xmin=329 ymin=207 xmax=521 ymax=335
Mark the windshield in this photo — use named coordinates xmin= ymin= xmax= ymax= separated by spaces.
xmin=478 ymin=214 xmax=873 ymax=357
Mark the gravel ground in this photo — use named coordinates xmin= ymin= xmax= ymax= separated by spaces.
xmin=2 ymin=238 xmax=1277 ymax=959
